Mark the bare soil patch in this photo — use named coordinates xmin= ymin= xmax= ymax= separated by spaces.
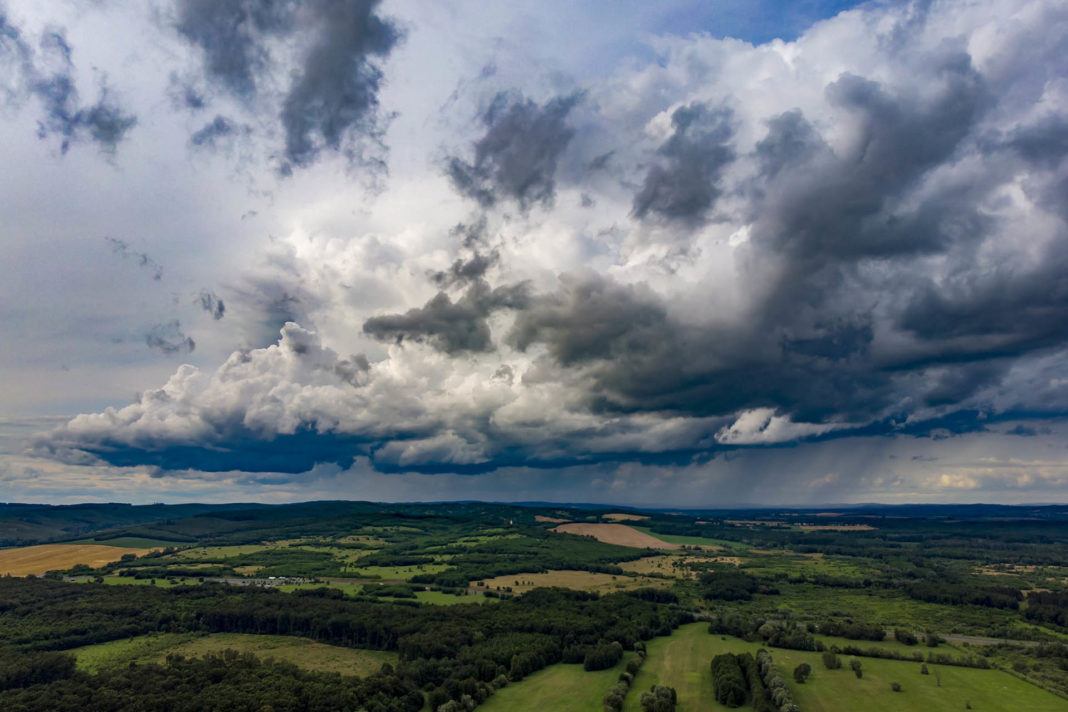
xmin=534 ymin=515 xmax=570 ymax=523
xmin=0 ymin=544 xmax=158 ymax=576
xmin=551 ymin=523 xmax=680 ymax=549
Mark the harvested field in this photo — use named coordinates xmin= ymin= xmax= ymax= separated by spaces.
xmin=473 ymin=569 xmax=668 ymax=594
xmin=602 ymin=512 xmax=650 ymax=521
xmin=535 ymin=515 xmax=570 ymax=523
xmin=551 ymin=522 xmax=679 ymax=549
xmin=0 ymin=544 xmax=157 ymax=576
xmin=799 ymin=524 xmax=875 ymax=531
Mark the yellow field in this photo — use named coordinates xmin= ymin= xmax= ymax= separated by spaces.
xmin=0 ymin=544 xmax=157 ymax=575
xmin=552 ymin=523 xmax=680 ymax=549
xmin=473 ymin=569 xmax=669 ymax=594
xmin=620 ymin=554 xmax=741 ymax=578
xmin=602 ymin=513 xmax=650 ymax=521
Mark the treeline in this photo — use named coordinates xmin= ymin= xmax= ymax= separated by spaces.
xmin=700 ymin=571 xmax=778 ymax=601
xmin=708 ymin=613 xmax=818 ymax=651
xmin=904 ymin=581 xmax=1023 ymax=610
xmin=0 ymin=650 xmax=423 ymax=712
xmin=709 ymin=650 xmax=797 ymax=712
xmin=817 ymin=620 xmax=885 ymax=641
xmin=1024 ymin=591 xmax=1068 ymax=628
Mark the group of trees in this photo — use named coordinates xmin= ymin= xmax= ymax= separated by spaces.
xmin=708 ymin=650 xmax=798 ymax=712
xmin=699 ymin=571 xmax=777 ymax=602
xmin=602 ymin=649 xmax=644 ymax=711
xmin=639 ymin=685 xmax=677 ymax=712
xmin=0 ymin=649 xmax=425 ymax=712
xmin=1023 ymin=591 xmax=1068 ymax=628
xmin=707 ymin=614 xmax=818 ymax=652
xmin=0 ymin=577 xmax=692 ymax=712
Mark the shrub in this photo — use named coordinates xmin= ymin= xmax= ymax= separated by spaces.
xmin=792 ymin=662 xmax=811 ymax=683
xmin=822 ymin=651 xmax=841 ymax=670
xmin=891 ymin=681 xmax=902 ymax=692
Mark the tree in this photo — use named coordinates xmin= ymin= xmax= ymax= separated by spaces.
xmin=849 ymin=659 xmax=863 ymax=678
xmin=822 ymin=651 xmax=841 ymax=670
xmin=921 ymin=663 xmax=929 ymax=675
xmin=891 ymin=681 xmax=902 ymax=692
xmin=793 ymin=662 xmax=811 ymax=683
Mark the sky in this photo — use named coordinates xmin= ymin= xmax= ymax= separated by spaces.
xmin=2 ymin=0 xmax=1068 ymax=507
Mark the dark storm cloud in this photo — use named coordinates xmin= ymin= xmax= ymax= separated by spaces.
xmin=174 ymin=0 xmax=400 ymax=171
xmin=2 ymin=27 xmax=138 ymax=153
xmin=632 ymin=103 xmax=734 ymax=222
xmin=195 ymin=290 xmax=225 ymax=320
xmin=898 ymin=237 xmax=1068 ymax=364
xmin=189 ymin=115 xmax=249 ymax=150
xmin=105 ymin=238 xmax=163 ymax=281
xmin=279 ymin=0 xmax=400 ymax=169
xmin=363 ymin=280 xmax=529 ymax=354
xmin=510 ymin=272 xmax=671 ymax=366
xmin=145 ymin=321 xmax=195 ymax=355
xmin=446 ymin=91 xmax=582 ymax=210
xmin=174 ymin=0 xmax=296 ymax=99
xmin=431 ymin=251 xmax=498 ymax=287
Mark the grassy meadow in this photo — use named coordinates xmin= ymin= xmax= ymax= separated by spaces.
xmin=73 ymin=632 xmax=397 ymax=677
xmin=626 ymin=623 xmax=1067 ymax=712
xmin=479 ymin=660 xmax=628 ymax=712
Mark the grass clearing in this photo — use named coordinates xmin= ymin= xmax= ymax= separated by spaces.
xmin=74 ymin=633 xmax=198 ymax=672
xmin=0 ymin=544 xmax=160 ymax=575
xmin=74 ymin=632 xmax=397 ymax=677
xmin=479 ymin=660 xmax=627 ymax=712
xmin=414 ymin=590 xmax=499 ymax=605
xmin=474 ymin=569 xmax=667 ymax=594
xmin=620 ymin=554 xmax=739 ymax=578
xmin=627 ymin=623 xmax=1066 ymax=712
xmin=343 ymin=563 xmax=450 ymax=579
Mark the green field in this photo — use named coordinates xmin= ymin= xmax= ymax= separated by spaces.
xmin=479 ymin=660 xmax=627 ymax=712
xmin=626 ymin=623 xmax=1067 ymax=712
xmin=342 ymin=563 xmax=450 ymax=579
xmin=73 ymin=633 xmax=397 ymax=677
xmin=413 ymin=590 xmax=499 ymax=605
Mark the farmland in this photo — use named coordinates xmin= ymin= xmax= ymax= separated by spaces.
xmin=0 ymin=501 xmax=1065 ymax=711
xmin=0 ymin=543 xmax=157 ymax=575
xmin=551 ymin=522 xmax=681 ymax=549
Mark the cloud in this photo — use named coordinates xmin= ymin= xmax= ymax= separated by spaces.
xmin=446 ymin=91 xmax=582 ymax=210
xmin=364 ymin=279 xmax=529 ymax=354
xmin=105 ymin=237 xmax=163 ymax=281
xmin=174 ymin=0 xmax=296 ymax=100
xmin=195 ymin=290 xmax=225 ymax=320
xmin=144 ymin=321 xmax=195 ymax=355
xmin=29 ymin=0 xmax=1068 ymax=484
xmin=1 ymin=25 xmax=137 ymax=153
xmin=189 ymin=115 xmax=250 ymax=151
xmin=632 ymin=103 xmax=734 ymax=222
xmin=174 ymin=0 xmax=401 ymax=171
xmin=278 ymin=0 xmax=401 ymax=170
